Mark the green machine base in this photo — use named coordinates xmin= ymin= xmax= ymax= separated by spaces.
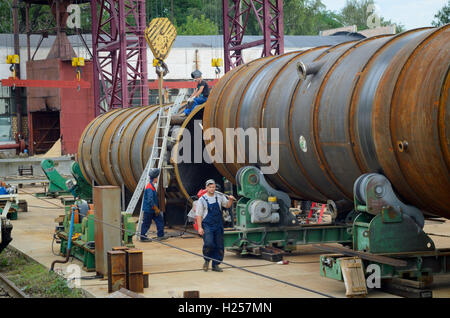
xmin=225 ymin=224 xmax=352 ymax=256
xmin=57 ymin=206 xmax=96 ymax=271
xmin=56 ymin=205 xmax=136 ymax=271
xmin=224 ymin=166 xmax=353 ymax=258
xmin=0 ymin=201 xmax=19 ymax=220
xmin=319 ymin=174 xmax=450 ymax=289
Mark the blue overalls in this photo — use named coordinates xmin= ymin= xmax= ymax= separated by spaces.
xmin=141 ymin=181 xmax=164 ymax=238
xmin=184 ymin=95 xmax=208 ymax=116
xmin=201 ymin=195 xmax=224 ymax=267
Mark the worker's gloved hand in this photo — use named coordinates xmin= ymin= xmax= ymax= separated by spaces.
xmin=153 ymin=206 xmax=161 ymax=215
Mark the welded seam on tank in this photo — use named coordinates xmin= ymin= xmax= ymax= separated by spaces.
xmin=131 ymin=106 xmax=159 ymax=183
xmin=79 ymin=117 xmax=100 ymax=184
xmin=209 ymin=62 xmax=258 ymax=182
xmin=287 ymin=47 xmax=335 ymax=200
xmin=438 ymin=65 xmax=450 ymax=172
xmin=259 ymin=48 xmax=325 ymax=197
xmin=124 ymin=105 xmax=156 ymax=188
xmin=311 ymin=35 xmax=390 ymax=199
xmin=140 ymin=103 xmax=174 ymax=175
xmin=109 ymin=107 xmax=143 ymax=186
xmin=233 ymin=53 xmax=298 ymax=180
xmin=98 ymin=109 xmax=128 ymax=185
xmin=86 ymin=112 xmax=113 ymax=185
xmin=389 ymin=25 xmax=450 ymax=209
xmin=286 ymin=42 xmax=365 ymax=200
xmin=172 ymin=105 xmax=206 ymax=202
xmin=78 ymin=113 xmax=101 ymax=184
xmin=104 ymin=109 xmax=131 ymax=186
xmin=91 ymin=109 xmax=124 ymax=185
xmin=117 ymin=106 xmax=152 ymax=189
xmin=346 ymin=28 xmax=434 ymax=214
xmin=347 ymin=27 xmax=432 ymax=174
xmin=314 ymin=40 xmax=360 ymax=60
xmin=219 ymin=60 xmax=273 ymax=181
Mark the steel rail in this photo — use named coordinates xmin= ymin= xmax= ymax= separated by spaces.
xmin=0 ymin=273 xmax=28 ymax=298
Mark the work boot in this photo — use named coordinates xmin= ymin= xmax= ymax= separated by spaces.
xmin=203 ymin=261 xmax=209 ymax=272
xmin=212 ymin=265 xmax=223 ymax=272
xmin=140 ymin=236 xmax=152 ymax=242
xmin=154 ymin=236 xmax=168 ymax=241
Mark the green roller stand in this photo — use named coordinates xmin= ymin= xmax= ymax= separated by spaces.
xmin=320 ymin=173 xmax=450 ymax=285
xmin=41 ymin=159 xmax=69 ymax=194
xmin=71 ymin=162 xmax=92 ymax=201
xmin=224 ymin=166 xmax=353 ymax=257
xmin=352 ymin=209 xmax=435 ymax=254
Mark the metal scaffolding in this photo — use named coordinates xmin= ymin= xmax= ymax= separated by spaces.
xmin=91 ymin=0 xmax=148 ymax=116
xmin=222 ymin=0 xmax=284 ymax=73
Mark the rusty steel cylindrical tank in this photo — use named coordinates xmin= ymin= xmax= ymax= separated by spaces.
xmin=77 ymin=104 xmax=224 ymax=202
xmin=203 ymin=25 xmax=450 ymax=218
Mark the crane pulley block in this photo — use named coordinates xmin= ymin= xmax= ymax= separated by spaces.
xmin=6 ymin=55 xmax=19 ymax=65
xmin=145 ymin=18 xmax=177 ymax=61
xmin=211 ymin=58 xmax=223 ymax=67
xmin=72 ymin=57 xmax=85 ymax=67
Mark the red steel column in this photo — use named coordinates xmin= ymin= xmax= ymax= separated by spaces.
xmin=223 ymin=0 xmax=285 ymax=73
xmin=91 ymin=0 xmax=148 ymax=115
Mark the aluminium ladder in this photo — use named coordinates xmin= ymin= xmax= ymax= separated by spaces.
xmin=127 ymin=89 xmax=187 ymax=240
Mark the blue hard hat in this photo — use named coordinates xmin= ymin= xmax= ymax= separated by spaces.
xmin=191 ymin=70 xmax=202 ymax=79
xmin=149 ymin=168 xmax=160 ymax=179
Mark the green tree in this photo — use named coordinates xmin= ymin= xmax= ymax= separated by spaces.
xmin=340 ymin=0 xmax=405 ymax=32
xmin=177 ymin=14 xmax=219 ymax=35
xmin=0 ymin=0 xmax=13 ymax=33
xmin=432 ymin=0 xmax=450 ymax=27
xmin=284 ymin=0 xmax=342 ymax=35
xmin=0 ymin=1 xmax=93 ymax=34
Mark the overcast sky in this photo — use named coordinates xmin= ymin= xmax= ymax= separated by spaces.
xmin=320 ymin=0 xmax=447 ymax=30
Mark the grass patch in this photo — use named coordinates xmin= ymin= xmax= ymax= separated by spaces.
xmin=0 ymin=249 xmax=86 ymax=298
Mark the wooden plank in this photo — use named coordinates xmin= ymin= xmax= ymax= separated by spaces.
xmin=381 ymin=280 xmax=433 ymax=298
xmin=340 ymin=257 xmax=368 ymax=298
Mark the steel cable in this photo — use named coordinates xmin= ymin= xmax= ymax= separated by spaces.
xmin=23 ymin=191 xmax=336 ymax=298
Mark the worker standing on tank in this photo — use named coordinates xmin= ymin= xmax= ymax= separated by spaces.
xmin=196 ymin=179 xmax=236 ymax=272
xmin=140 ymin=168 xmax=167 ymax=242
xmin=183 ymin=70 xmax=209 ymax=116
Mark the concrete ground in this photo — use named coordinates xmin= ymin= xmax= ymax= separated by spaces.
xmin=6 ymin=185 xmax=450 ymax=298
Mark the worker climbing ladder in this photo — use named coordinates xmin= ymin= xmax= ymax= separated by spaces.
xmin=126 ymin=89 xmax=186 ymax=239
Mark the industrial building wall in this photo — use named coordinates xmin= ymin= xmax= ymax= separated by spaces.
xmin=26 ymin=59 xmax=94 ymax=155
xmin=0 ymin=35 xmax=313 ymax=81
xmin=26 ymin=59 xmax=61 ymax=112
xmin=59 ymin=59 xmax=94 ymax=155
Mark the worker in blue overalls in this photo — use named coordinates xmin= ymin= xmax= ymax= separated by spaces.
xmin=196 ymin=179 xmax=236 ymax=272
xmin=140 ymin=168 xmax=167 ymax=242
